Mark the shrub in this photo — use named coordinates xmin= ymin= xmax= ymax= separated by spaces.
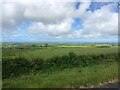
xmin=2 ymin=57 xmax=30 ymax=79
xmin=2 ymin=52 xmax=118 ymax=79
xmin=30 ymin=58 xmax=44 ymax=71
xmin=68 ymin=52 xmax=77 ymax=60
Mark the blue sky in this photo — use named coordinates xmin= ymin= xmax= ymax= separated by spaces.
xmin=2 ymin=1 xmax=118 ymax=43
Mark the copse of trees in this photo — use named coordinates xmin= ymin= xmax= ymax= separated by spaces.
xmin=31 ymin=43 xmax=49 ymax=48
xmin=2 ymin=52 xmax=118 ymax=79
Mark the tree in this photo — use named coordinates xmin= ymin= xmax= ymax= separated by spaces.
xmin=45 ymin=43 xmax=48 ymax=49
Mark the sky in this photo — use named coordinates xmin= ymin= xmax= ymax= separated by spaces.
xmin=1 ymin=0 xmax=119 ymax=43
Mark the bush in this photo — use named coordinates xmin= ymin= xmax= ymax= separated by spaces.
xmin=30 ymin=58 xmax=44 ymax=71
xmin=68 ymin=52 xmax=77 ymax=60
xmin=2 ymin=52 xmax=118 ymax=79
xmin=2 ymin=57 xmax=30 ymax=79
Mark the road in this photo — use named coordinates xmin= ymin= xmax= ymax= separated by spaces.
xmin=98 ymin=82 xmax=119 ymax=88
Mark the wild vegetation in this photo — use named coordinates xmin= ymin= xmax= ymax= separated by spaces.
xmin=2 ymin=43 xmax=118 ymax=88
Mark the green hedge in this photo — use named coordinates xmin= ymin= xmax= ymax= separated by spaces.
xmin=2 ymin=52 xmax=118 ymax=79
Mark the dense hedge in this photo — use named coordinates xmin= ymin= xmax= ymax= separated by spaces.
xmin=2 ymin=52 xmax=118 ymax=79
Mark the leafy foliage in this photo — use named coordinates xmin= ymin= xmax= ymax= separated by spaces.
xmin=2 ymin=52 xmax=118 ymax=79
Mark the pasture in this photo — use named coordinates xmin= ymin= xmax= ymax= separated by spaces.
xmin=2 ymin=45 xmax=118 ymax=60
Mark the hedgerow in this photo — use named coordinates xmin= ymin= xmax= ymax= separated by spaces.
xmin=2 ymin=52 xmax=118 ymax=79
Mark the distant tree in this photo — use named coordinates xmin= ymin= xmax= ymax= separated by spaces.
xmin=112 ymin=44 xmax=115 ymax=46
xmin=91 ymin=44 xmax=94 ymax=47
xmin=32 ymin=44 xmax=36 ymax=47
xmin=45 ymin=43 xmax=48 ymax=49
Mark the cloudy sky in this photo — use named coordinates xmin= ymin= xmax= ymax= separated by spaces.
xmin=1 ymin=0 xmax=119 ymax=43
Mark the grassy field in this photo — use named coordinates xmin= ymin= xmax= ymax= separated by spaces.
xmin=3 ymin=47 xmax=118 ymax=60
xmin=3 ymin=62 xmax=118 ymax=88
xmin=2 ymin=43 xmax=118 ymax=88
xmin=20 ymin=47 xmax=118 ymax=60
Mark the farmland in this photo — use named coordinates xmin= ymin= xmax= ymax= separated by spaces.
xmin=2 ymin=43 xmax=118 ymax=88
xmin=2 ymin=43 xmax=118 ymax=59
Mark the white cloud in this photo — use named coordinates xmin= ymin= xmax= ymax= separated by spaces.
xmin=28 ymin=18 xmax=74 ymax=38
xmin=43 ymin=3 xmax=118 ymax=39
xmin=2 ymin=0 xmax=91 ymax=24
xmin=2 ymin=2 xmax=26 ymax=34
xmin=56 ymin=3 xmax=118 ymax=39
xmin=28 ymin=22 xmax=45 ymax=34
xmin=76 ymin=1 xmax=91 ymax=16
xmin=2 ymin=1 xmax=77 ymax=35
xmin=82 ymin=4 xmax=118 ymax=38
xmin=24 ymin=2 xmax=75 ymax=23
xmin=1 ymin=0 xmax=118 ymax=41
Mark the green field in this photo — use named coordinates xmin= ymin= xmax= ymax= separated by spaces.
xmin=2 ymin=43 xmax=118 ymax=88
xmin=3 ymin=47 xmax=118 ymax=60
